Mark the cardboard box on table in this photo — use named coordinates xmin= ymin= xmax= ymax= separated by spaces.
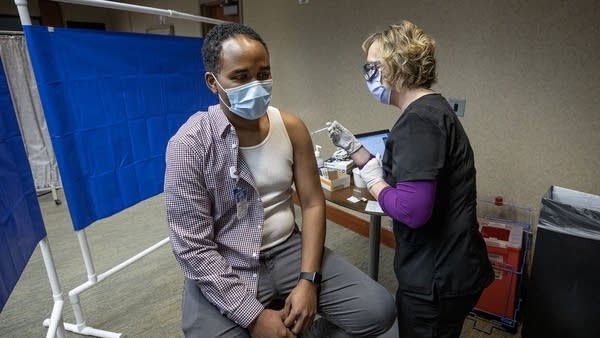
xmin=319 ymin=170 xmax=350 ymax=191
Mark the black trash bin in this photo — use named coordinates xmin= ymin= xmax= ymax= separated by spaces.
xmin=522 ymin=186 xmax=600 ymax=338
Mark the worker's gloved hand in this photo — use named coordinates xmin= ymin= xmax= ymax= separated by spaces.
xmin=327 ymin=121 xmax=362 ymax=155
xmin=359 ymin=155 xmax=384 ymax=190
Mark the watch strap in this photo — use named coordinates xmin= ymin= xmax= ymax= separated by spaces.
xmin=298 ymin=271 xmax=322 ymax=285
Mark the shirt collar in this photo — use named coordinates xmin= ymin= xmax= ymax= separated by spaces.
xmin=208 ymin=104 xmax=233 ymax=138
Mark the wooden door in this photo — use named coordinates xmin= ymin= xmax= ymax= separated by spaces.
xmin=200 ymin=1 xmax=241 ymax=35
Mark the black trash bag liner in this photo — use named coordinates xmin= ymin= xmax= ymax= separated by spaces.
xmin=538 ymin=186 xmax=600 ymax=240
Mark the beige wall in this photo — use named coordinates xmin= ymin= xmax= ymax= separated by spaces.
xmin=243 ymin=0 xmax=600 ymax=218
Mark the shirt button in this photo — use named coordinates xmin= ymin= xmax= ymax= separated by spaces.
xmin=253 ymin=273 xmax=257 ymax=278
xmin=231 ymin=143 xmax=237 ymax=148
xmin=252 ymin=252 xmax=258 ymax=258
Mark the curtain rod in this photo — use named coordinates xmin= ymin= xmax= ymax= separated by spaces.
xmin=0 ymin=31 xmax=25 ymax=35
xmin=50 ymin=0 xmax=230 ymax=25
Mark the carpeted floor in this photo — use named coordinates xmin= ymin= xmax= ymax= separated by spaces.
xmin=0 ymin=190 xmax=520 ymax=337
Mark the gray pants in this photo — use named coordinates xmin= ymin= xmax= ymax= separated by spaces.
xmin=182 ymin=230 xmax=396 ymax=337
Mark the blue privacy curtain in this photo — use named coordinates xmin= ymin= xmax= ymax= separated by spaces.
xmin=23 ymin=26 xmax=216 ymax=230
xmin=0 ymin=59 xmax=47 ymax=312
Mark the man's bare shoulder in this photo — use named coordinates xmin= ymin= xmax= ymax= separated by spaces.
xmin=279 ymin=110 xmax=308 ymax=138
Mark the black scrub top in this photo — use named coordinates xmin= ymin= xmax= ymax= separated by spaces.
xmin=382 ymin=93 xmax=494 ymax=298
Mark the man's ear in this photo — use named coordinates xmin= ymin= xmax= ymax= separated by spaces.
xmin=205 ymin=72 xmax=218 ymax=94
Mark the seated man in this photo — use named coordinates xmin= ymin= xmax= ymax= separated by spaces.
xmin=164 ymin=22 xmax=396 ymax=338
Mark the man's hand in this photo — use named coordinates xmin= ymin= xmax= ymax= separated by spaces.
xmin=327 ymin=121 xmax=362 ymax=155
xmin=360 ymin=155 xmax=384 ymax=189
xmin=281 ymin=280 xmax=318 ymax=335
xmin=248 ymin=309 xmax=296 ymax=338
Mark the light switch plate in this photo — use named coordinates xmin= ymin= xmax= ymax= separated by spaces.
xmin=447 ymin=98 xmax=466 ymax=117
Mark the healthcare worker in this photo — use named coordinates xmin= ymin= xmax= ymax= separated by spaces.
xmin=328 ymin=20 xmax=494 ymax=338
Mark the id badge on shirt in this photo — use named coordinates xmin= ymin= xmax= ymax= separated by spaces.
xmin=234 ymin=187 xmax=248 ymax=219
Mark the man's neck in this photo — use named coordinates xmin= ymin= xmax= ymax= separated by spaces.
xmin=227 ymin=112 xmax=270 ymax=147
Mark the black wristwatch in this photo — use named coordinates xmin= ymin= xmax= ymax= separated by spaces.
xmin=298 ymin=271 xmax=322 ymax=285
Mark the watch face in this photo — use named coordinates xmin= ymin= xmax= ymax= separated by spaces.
xmin=313 ymin=272 xmax=322 ymax=284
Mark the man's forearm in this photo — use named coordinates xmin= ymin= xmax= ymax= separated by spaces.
xmin=299 ymin=205 xmax=325 ymax=272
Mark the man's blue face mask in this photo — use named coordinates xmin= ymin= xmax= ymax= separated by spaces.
xmin=365 ymin=68 xmax=391 ymax=105
xmin=212 ymin=74 xmax=273 ymax=120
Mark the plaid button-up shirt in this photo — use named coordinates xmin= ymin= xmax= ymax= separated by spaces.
xmin=165 ymin=105 xmax=265 ymax=327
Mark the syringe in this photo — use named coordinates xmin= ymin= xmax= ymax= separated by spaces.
xmin=310 ymin=126 xmax=329 ymax=135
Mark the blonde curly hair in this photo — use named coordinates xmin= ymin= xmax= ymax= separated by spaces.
xmin=362 ymin=20 xmax=437 ymax=89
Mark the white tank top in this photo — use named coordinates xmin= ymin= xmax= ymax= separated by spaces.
xmin=239 ymin=107 xmax=295 ymax=250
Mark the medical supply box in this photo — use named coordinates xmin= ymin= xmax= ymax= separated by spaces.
xmin=323 ymin=159 xmax=354 ymax=174
xmin=319 ymin=170 xmax=350 ymax=191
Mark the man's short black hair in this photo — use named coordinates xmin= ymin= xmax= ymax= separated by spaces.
xmin=202 ymin=22 xmax=268 ymax=74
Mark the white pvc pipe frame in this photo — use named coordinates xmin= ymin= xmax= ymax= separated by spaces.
xmin=13 ymin=1 xmax=230 ymax=337
xmin=39 ymin=238 xmax=67 ymax=338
